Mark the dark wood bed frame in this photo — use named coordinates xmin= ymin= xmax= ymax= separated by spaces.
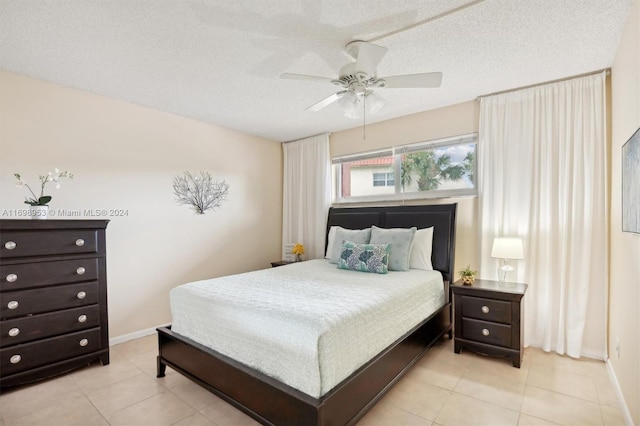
xmin=157 ymin=203 xmax=457 ymax=425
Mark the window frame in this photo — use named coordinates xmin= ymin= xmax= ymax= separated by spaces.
xmin=332 ymin=133 xmax=478 ymax=204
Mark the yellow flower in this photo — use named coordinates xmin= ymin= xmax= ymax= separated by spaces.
xmin=292 ymin=243 xmax=304 ymax=255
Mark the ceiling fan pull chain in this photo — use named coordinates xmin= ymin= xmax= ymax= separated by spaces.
xmin=364 ymin=96 xmax=368 ymax=140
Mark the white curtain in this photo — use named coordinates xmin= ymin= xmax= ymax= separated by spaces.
xmin=282 ymin=133 xmax=331 ymax=260
xmin=478 ymin=72 xmax=608 ymax=358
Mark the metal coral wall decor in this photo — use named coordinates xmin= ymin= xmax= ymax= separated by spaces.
xmin=172 ymin=171 xmax=229 ymax=215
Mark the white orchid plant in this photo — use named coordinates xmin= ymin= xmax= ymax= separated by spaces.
xmin=14 ymin=168 xmax=73 ymax=206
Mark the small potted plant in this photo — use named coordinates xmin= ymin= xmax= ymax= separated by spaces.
xmin=14 ymin=169 xmax=73 ymax=219
xmin=458 ymin=265 xmax=477 ymax=286
xmin=292 ymin=243 xmax=304 ymax=262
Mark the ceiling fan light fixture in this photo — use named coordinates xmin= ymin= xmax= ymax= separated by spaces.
xmin=336 ymin=90 xmax=357 ymax=108
xmin=336 ymin=91 xmax=360 ymax=119
xmin=335 ymin=90 xmax=384 ymax=119
xmin=365 ymin=92 xmax=384 ymax=115
xmin=343 ymin=101 xmax=361 ymax=119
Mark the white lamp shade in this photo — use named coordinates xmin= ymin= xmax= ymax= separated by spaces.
xmin=491 ymin=237 xmax=524 ymax=260
xmin=338 ymin=92 xmax=361 ymax=119
xmin=336 ymin=91 xmax=385 ymax=119
xmin=365 ymin=92 xmax=384 ymax=115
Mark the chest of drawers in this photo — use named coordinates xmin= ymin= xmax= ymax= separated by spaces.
xmin=0 ymin=220 xmax=109 ymax=387
xmin=452 ymin=279 xmax=527 ymax=368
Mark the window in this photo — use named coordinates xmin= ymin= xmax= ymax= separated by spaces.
xmin=332 ymin=133 xmax=477 ymax=202
xmin=373 ymin=172 xmax=394 ymax=187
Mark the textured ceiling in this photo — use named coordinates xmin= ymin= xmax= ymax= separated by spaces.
xmin=0 ymin=0 xmax=632 ymax=142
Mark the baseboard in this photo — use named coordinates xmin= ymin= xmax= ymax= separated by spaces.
xmin=606 ymin=359 xmax=635 ymax=426
xmin=109 ymin=323 xmax=170 ymax=346
xmin=581 ymin=348 xmax=607 ymax=361
xmin=524 ymin=345 xmax=606 ymax=361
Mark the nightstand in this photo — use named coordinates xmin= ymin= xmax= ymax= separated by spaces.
xmin=270 ymin=260 xmax=294 ymax=267
xmin=451 ymin=279 xmax=527 ymax=368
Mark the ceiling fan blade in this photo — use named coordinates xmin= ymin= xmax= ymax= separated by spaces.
xmin=279 ymin=73 xmax=334 ymax=83
xmin=306 ymin=91 xmax=346 ymax=112
xmin=380 ymin=72 xmax=443 ymax=88
xmin=353 ymin=41 xmax=388 ymax=76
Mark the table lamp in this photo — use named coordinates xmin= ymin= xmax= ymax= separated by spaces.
xmin=490 ymin=237 xmax=524 ymax=285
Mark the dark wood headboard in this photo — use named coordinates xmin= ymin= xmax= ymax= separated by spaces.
xmin=326 ymin=204 xmax=457 ymax=282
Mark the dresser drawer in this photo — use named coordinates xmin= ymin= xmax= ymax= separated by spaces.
xmin=461 ymin=296 xmax=511 ymax=324
xmin=0 ymin=258 xmax=99 ymax=291
xmin=0 ymin=282 xmax=98 ymax=319
xmin=1 ymin=229 xmax=98 ymax=259
xmin=461 ymin=318 xmax=512 ymax=347
xmin=0 ymin=327 xmax=101 ymax=376
xmin=0 ymin=305 xmax=100 ymax=347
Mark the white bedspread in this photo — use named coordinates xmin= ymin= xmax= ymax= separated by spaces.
xmin=170 ymin=259 xmax=444 ymax=398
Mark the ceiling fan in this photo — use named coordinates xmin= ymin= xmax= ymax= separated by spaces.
xmin=280 ymin=41 xmax=442 ymax=119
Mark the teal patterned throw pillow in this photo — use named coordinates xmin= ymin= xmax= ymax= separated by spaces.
xmin=337 ymin=241 xmax=391 ymax=274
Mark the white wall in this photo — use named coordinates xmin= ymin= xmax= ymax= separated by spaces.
xmin=0 ymin=70 xmax=283 ymax=339
xmin=330 ymin=101 xmax=480 ymax=276
xmin=610 ymin=0 xmax=640 ymax=423
xmin=350 ymin=166 xmax=395 ymax=196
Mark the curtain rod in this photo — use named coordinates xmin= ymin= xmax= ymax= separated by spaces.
xmin=476 ymin=68 xmax=610 ymax=100
xmin=283 ymin=132 xmax=332 ymax=144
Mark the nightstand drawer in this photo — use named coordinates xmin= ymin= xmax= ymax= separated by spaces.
xmin=462 ymin=318 xmax=511 ymax=347
xmin=461 ymin=296 xmax=511 ymax=324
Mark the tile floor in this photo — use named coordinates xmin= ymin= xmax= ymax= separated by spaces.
xmin=0 ymin=335 xmax=627 ymax=425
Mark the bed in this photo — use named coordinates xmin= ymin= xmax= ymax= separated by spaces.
xmin=157 ymin=203 xmax=457 ymax=425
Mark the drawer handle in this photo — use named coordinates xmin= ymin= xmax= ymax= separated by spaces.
xmin=10 ymin=354 xmax=21 ymax=364
xmin=76 ymin=267 xmax=86 ymax=275
xmin=75 ymin=238 xmax=85 ymax=247
xmin=78 ymin=314 xmax=87 ymax=323
xmin=8 ymin=327 xmax=20 ymax=337
xmin=77 ymin=291 xmax=87 ymax=299
xmin=481 ymin=305 xmax=490 ymax=314
xmin=79 ymin=338 xmax=89 ymax=347
xmin=6 ymin=273 xmax=18 ymax=283
xmin=7 ymin=300 xmax=19 ymax=310
xmin=4 ymin=241 xmax=17 ymax=250
xmin=482 ymin=328 xmax=490 ymax=336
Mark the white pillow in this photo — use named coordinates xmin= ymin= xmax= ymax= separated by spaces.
xmin=409 ymin=227 xmax=434 ymax=271
xmin=325 ymin=226 xmax=337 ymax=259
xmin=328 ymin=227 xmax=372 ymax=264
xmin=369 ymin=226 xmax=417 ymax=271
